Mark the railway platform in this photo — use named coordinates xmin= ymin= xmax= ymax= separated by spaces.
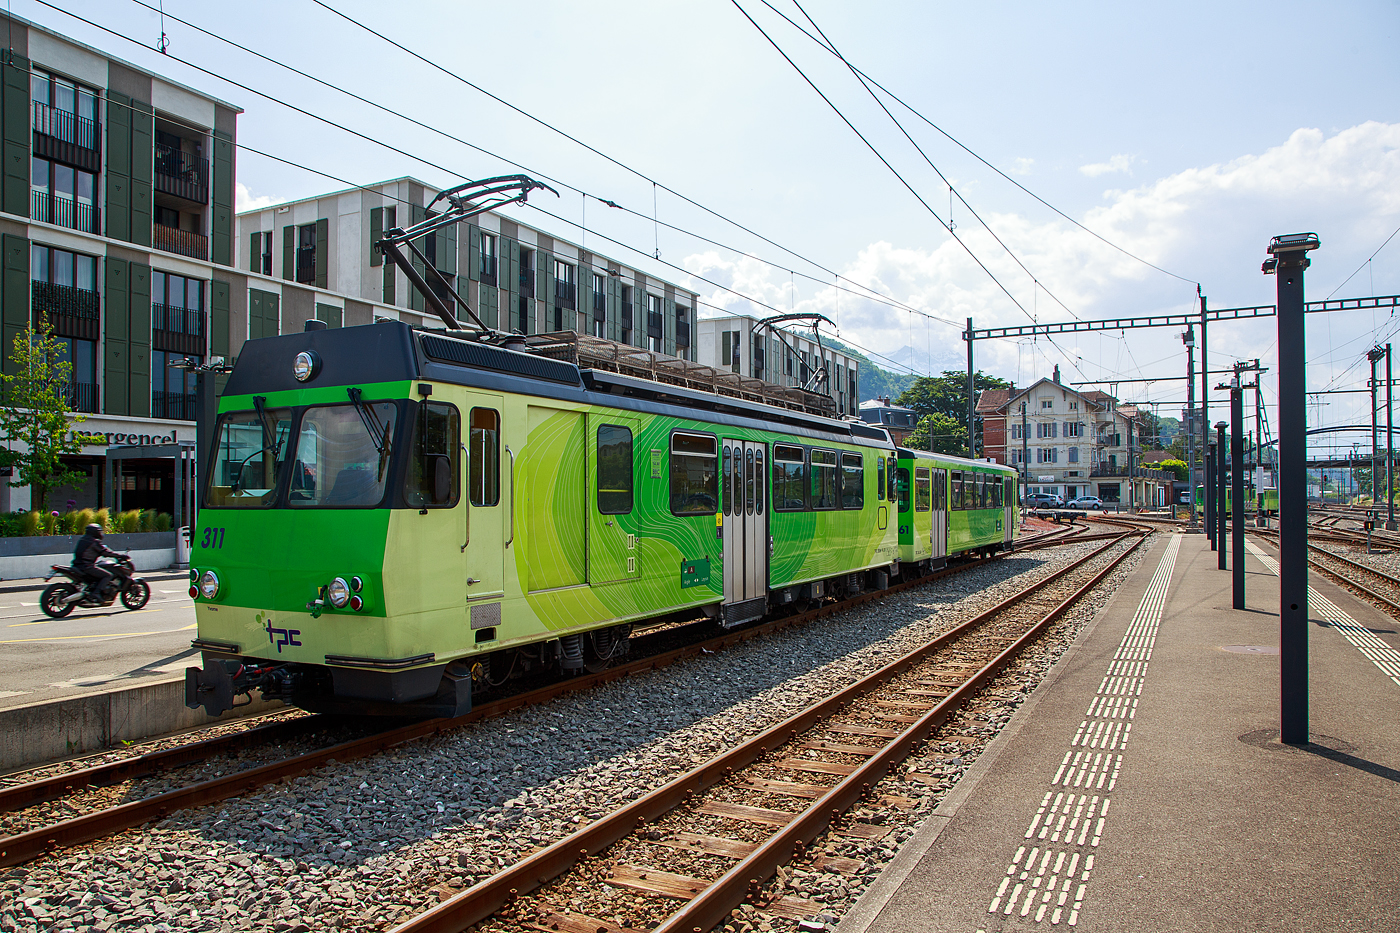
xmin=838 ymin=530 xmax=1400 ymax=933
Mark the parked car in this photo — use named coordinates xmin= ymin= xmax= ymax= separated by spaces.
xmin=1068 ymin=495 xmax=1104 ymax=510
xmin=1025 ymin=493 xmax=1065 ymax=508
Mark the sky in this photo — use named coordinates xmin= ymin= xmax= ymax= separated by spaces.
xmin=23 ymin=0 xmax=1400 ymax=456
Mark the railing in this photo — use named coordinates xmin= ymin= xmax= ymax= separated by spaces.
xmin=677 ymin=320 xmax=691 ymax=349
xmin=31 ymin=190 xmax=99 ymax=234
xmin=66 ymin=381 xmax=98 ymax=414
xmin=554 ymin=280 xmax=575 ymax=307
xmin=592 ymin=290 xmax=606 ymax=321
xmin=152 ymin=391 xmax=197 ymax=421
xmin=32 ymin=101 xmax=100 ymax=151
xmin=519 ymin=267 xmax=534 ymax=296
xmin=153 ymin=142 xmax=209 ymax=204
xmin=621 ymin=301 xmax=633 ymax=330
xmin=32 ymin=281 xmax=100 ymax=341
xmin=152 ymin=304 xmax=206 ymax=356
xmin=154 ymin=224 xmax=209 ymax=261
xmin=295 ymin=246 xmax=316 ymax=284
xmin=480 ymin=254 xmax=497 ymax=280
xmin=647 ymin=311 xmax=663 ymax=339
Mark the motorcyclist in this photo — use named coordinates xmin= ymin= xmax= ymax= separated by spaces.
xmin=72 ymin=523 xmax=124 ymax=599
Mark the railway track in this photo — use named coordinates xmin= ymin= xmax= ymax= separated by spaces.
xmin=0 ymin=552 xmax=1024 ymax=869
xmin=388 ymin=531 xmax=1147 ymax=933
xmin=1251 ymin=528 xmax=1400 ymax=614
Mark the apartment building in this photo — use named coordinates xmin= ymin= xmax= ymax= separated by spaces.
xmin=0 ymin=12 xmax=239 ymax=514
xmin=978 ymin=373 xmax=1172 ymax=506
xmin=693 ymin=316 xmax=860 ymax=416
xmin=235 ymin=178 xmax=701 ymax=362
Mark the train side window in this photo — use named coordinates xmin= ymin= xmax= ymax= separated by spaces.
xmin=469 ymin=408 xmax=500 ymax=507
xmin=992 ymin=477 xmax=1003 ymax=508
xmin=755 ymin=448 xmax=764 ymax=514
xmin=841 ymin=452 xmax=864 ymax=509
xmin=597 ymin=425 xmax=633 ymax=514
xmin=773 ymin=444 xmax=807 ymax=511
xmin=889 ymin=458 xmax=898 ymax=505
xmin=810 ymin=449 xmax=837 ymax=509
xmin=976 ymin=474 xmax=986 ymax=509
xmin=745 ymin=448 xmax=756 ymax=515
xmin=896 ymin=467 xmax=911 ymax=509
xmin=876 ymin=456 xmax=886 ymax=501
xmin=914 ymin=467 xmax=932 ymax=512
xmin=404 ymin=401 xmax=461 ymax=508
xmin=722 ymin=445 xmax=733 ymax=516
xmin=670 ymin=432 xmax=718 ymax=515
xmin=951 ymin=471 xmax=964 ymax=510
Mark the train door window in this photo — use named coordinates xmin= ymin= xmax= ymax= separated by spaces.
xmin=755 ymin=448 xmax=764 ymax=514
xmin=890 ymin=459 xmax=899 ymax=505
xmin=732 ymin=445 xmax=743 ymax=514
xmin=876 ymin=456 xmax=886 ymax=501
xmin=597 ymin=425 xmax=633 ymax=514
xmin=744 ymin=447 xmax=755 ymax=515
xmin=404 ymin=402 xmax=461 ymax=508
xmin=914 ymin=467 xmax=932 ymax=511
xmin=469 ymin=408 xmax=500 ymax=506
xmin=992 ymin=477 xmax=1002 ymax=508
xmin=950 ymin=471 xmax=963 ymax=510
xmin=670 ymin=432 xmax=718 ymax=515
xmin=810 ymin=449 xmax=837 ymax=509
xmin=841 ymin=453 xmax=864 ymax=509
xmin=722 ymin=444 xmax=733 ymax=516
xmin=773 ymin=444 xmax=806 ymax=511
xmin=896 ymin=467 xmax=911 ymax=509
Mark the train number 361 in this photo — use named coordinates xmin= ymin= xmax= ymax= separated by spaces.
xmin=201 ymin=527 xmax=227 ymax=549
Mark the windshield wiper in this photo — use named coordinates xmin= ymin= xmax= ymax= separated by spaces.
xmin=347 ymin=388 xmax=393 ymax=481
xmin=253 ymin=396 xmax=283 ymax=458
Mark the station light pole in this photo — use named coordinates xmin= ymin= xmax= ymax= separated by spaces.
xmin=1389 ymin=344 xmax=1396 ymax=530
xmin=1184 ymin=326 xmax=1198 ymax=528
xmin=1369 ymin=346 xmax=1384 ymax=512
xmin=1230 ymin=376 xmax=1247 ymax=607
xmin=1264 ymin=232 xmax=1319 ymax=746
xmin=1216 ymin=421 xmax=1228 ymax=571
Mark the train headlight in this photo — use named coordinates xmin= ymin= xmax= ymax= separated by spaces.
xmin=199 ymin=570 xmax=220 ymax=599
xmin=292 ymin=350 xmax=321 ymax=382
xmin=327 ymin=577 xmax=351 ymax=609
xmin=350 ymin=576 xmax=363 ymax=593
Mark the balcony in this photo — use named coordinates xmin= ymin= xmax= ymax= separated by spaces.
xmin=479 ymin=254 xmax=497 ymax=286
xmin=32 ymin=281 xmax=100 ymax=341
xmin=518 ymin=267 xmax=534 ymax=297
xmin=32 ymin=102 xmax=100 ymax=173
xmin=553 ymin=280 xmax=575 ymax=308
xmin=647 ymin=311 xmax=663 ymax=339
xmin=65 ymin=381 xmax=99 ymax=414
xmin=152 ymin=390 xmax=197 ymax=421
xmin=621 ymin=301 xmax=633 ymax=330
xmin=152 ymin=303 xmax=206 ymax=356
xmin=592 ymin=290 xmax=606 ymax=322
xmin=153 ymin=142 xmax=208 ymax=204
xmin=154 ymin=224 xmax=209 ymax=261
xmin=31 ymin=190 xmax=99 ymax=234
xmin=677 ymin=320 xmax=691 ymax=349
xmin=295 ymin=246 xmax=316 ymax=284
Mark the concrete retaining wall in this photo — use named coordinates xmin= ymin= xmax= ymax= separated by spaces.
xmin=0 ymin=677 xmax=283 ymax=773
xmin=0 ymin=532 xmax=179 ymax=582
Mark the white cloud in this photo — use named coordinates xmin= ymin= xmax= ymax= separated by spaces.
xmin=1079 ymin=154 xmax=1136 ymax=177
xmin=236 ymin=182 xmax=283 ymax=212
xmin=1007 ymin=157 xmax=1035 ymax=176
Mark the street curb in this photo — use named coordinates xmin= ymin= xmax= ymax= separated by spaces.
xmin=0 ymin=570 xmax=190 ymax=595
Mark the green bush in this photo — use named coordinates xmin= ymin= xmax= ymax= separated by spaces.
xmin=92 ymin=507 xmax=111 ymax=532
xmin=20 ymin=510 xmax=41 ymax=536
xmin=154 ymin=512 xmax=172 ymax=532
xmin=0 ymin=512 xmax=24 ymax=537
xmin=71 ymin=508 xmax=95 ymax=535
xmin=116 ymin=509 xmax=142 ymax=534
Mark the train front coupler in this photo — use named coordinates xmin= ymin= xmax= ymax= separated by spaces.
xmin=185 ymin=659 xmax=298 ymax=716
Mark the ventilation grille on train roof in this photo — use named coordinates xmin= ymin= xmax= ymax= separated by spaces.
xmin=419 ymin=334 xmax=582 ymax=385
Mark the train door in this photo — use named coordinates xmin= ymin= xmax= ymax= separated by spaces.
xmin=721 ymin=439 xmax=768 ymax=626
xmin=932 ymin=468 xmax=948 ymax=564
xmin=463 ymin=396 xmax=506 ymax=604
xmin=587 ymin=415 xmax=639 ymax=585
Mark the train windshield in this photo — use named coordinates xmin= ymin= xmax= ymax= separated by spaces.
xmin=288 ymin=403 xmax=397 ymax=508
xmin=205 ymin=408 xmax=294 ymax=508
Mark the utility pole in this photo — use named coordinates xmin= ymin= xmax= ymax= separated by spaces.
xmin=965 ymin=317 xmax=975 ymax=459
xmin=1221 ymin=363 xmax=1258 ymax=608
xmin=1369 ymin=346 xmax=1385 ymax=510
xmin=1388 ymin=344 xmax=1396 ymax=530
xmin=1021 ymin=400 xmax=1030 ymax=490
xmin=1201 ymin=287 xmax=1211 ymax=543
xmin=1206 ymin=439 xmax=1216 ymax=547
xmin=1264 ymin=232 xmax=1319 ymax=746
xmin=1184 ymin=326 xmax=1197 ymax=528
xmin=1217 ymin=422 xmax=1228 ymax=571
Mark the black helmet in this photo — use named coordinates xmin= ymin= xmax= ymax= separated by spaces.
xmin=85 ymin=523 xmax=103 ymax=537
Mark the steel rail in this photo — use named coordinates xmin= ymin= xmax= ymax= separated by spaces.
xmin=1251 ymin=529 xmax=1400 ymax=611
xmin=389 ymin=532 xmax=1145 ymax=933
xmin=0 ymin=554 xmax=998 ymax=867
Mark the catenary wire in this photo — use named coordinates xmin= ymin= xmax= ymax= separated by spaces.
xmin=1326 ymin=222 xmax=1400 ymax=300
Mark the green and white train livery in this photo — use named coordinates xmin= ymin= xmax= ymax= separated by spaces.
xmin=185 ymin=322 xmax=1019 ymax=717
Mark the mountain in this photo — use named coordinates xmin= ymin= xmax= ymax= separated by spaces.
xmin=819 ymin=337 xmax=920 ymax=402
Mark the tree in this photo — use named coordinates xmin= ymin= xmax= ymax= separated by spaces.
xmin=906 ymin=412 xmax=968 ymax=455
xmin=1157 ymin=458 xmax=1189 ymax=482
xmin=895 ymin=370 xmax=1011 ymax=456
xmin=0 ymin=322 xmax=104 ymax=511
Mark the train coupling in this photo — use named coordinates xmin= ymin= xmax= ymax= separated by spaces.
xmin=185 ymin=659 xmax=291 ymax=715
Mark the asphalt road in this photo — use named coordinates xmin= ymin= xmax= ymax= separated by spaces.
xmin=0 ymin=580 xmax=199 ymax=709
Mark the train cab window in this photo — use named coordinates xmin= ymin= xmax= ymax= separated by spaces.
xmin=841 ymin=453 xmax=864 ymax=509
xmin=722 ymin=444 xmax=733 ymax=516
xmin=914 ymin=467 xmax=932 ymax=512
xmin=876 ymin=456 xmax=886 ymax=501
xmin=773 ymin=444 xmax=806 ymax=511
xmin=950 ymin=471 xmax=964 ymax=510
xmin=810 ymin=449 xmax=837 ymax=509
xmin=290 ymin=402 xmax=397 ymax=508
xmin=205 ymin=407 xmax=293 ymax=508
xmin=896 ymin=467 xmax=911 ymax=510
xmin=670 ymin=432 xmax=718 ymax=515
xmin=404 ymin=402 xmax=461 ymax=508
xmin=597 ymin=425 xmax=633 ymax=514
xmin=468 ymin=408 xmax=501 ymax=507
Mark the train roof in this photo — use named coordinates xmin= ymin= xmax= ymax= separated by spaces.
xmin=895 ymin=448 xmax=1020 ymax=473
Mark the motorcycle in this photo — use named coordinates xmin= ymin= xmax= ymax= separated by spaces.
xmin=40 ymin=556 xmax=152 ymax=618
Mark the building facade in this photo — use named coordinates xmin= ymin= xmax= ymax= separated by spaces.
xmin=0 ymin=13 xmax=240 ymax=514
xmin=857 ymin=396 xmax=917 ymax=445
xmin=693 ymin=316 xmax=860 ymax=416
xmin=978 ymin=376 xmax=1172 ymax=507
xmin=235 ymin=178 xmax=701 ymax=363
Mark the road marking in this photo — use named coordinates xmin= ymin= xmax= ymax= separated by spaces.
xmin=0 ymin=630 xmax=170 ymax=644
xmin=0 ymin=690 xmax=28 ymax=699
xmin=986 ymin=533 xmax=1181 ymax=926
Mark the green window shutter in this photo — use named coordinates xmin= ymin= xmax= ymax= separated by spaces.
xmin=408 ymin=205 xmax=426 ymax=313
xmin=438 ymin=221 xmax=456 ymax=276
xmin=248 ymin=289 xmax=261 ymax=341
xmin=282 ymin=225 xmax=294 ymax=281
xmin=502 ymin=237 xmax=517 ymax=297
xmin=0 ymin=233 xmax=28 ymax=385
xmin=1 ymin=53 xmax=31 ymax=219
xmin=128 ymin=262 xmax=151 ymax=417
xmin=249 ymin=232 xmax=261 ymax=272
xmin=538 ymin=251 xmax=552 ymax=315
xmin=210 ymin=278 xmax=231 ymax=357
xmin=103 ymin=258 xmax=130 ymax=414
xmin=381 ymin=207 xmax=396 ymax=304
xmin=315 ymin=303 xmax=342 ymax=328
xmin=265 ymin=291 xmax=280 ymax=337
xmin=315 ymin=218 xmax=329 ymax=288
xmin=128 ymin=101 xmax=153 ymax=247
xmin=211 ymin=130 xmax=234 ymax=265
xmin=105 ymin=92 xmax=131 ymax=243
xmin=370 ymin=207 xmax=383 ymax=267
xmin=467 ymin=225 xmax=480 ymax=281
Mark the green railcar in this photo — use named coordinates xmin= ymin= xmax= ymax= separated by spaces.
xmin=1195 ymin=484 xmax=1279 ymax=516
xmin=893 ymin=451 xmax=1018 ymax=570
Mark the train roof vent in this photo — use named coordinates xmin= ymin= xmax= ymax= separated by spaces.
xmin=419 ymin=333 xmax=582 ymax=386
